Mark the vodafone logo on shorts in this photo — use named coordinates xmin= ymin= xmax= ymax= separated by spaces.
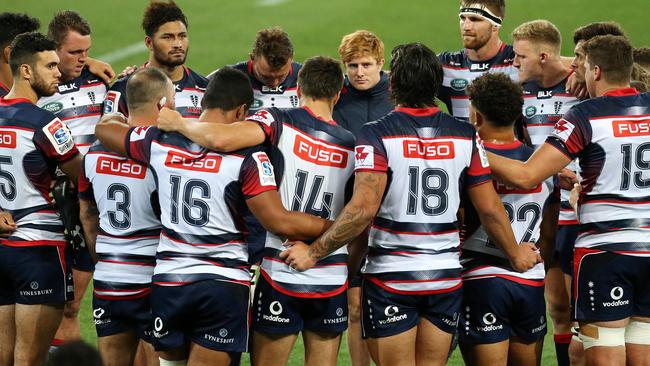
xmin=476 ymin=312 xmax=503 ymax=332
xmin=263 ymin=301 xmax=290 ymax=323
xmin=402 ymin=140 xmax=455 ymax=160
xmin=602 ymin=286 xmax=630 ymax=307
xmin=293 ymin=134 xmax=348 ymax=168
xmin=482 ymin=313 xmax=497 ymax=325
xmin=97 ymin=156 xmax=147 ymax=179
xmin=378 ymin=305 xmax=407 ymax=325
xmin=612 ymin=119 xmax=650 ymax=137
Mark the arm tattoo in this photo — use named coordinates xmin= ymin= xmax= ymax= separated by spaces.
xmin=308 ymin=173 xmax=384 ymax=261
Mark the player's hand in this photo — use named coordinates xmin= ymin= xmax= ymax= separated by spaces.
xmin=0 ymin=211 xmax=16 ymax=237
xmin=569 ymin=183 xmax=581 ymax=218
xmin=86 ymin=57 xmax=115 ymax=84
xmin=510 ymin=242 xmax=541 ymax=272
xmin=99 ymin=112 xmax=128 ymax=126
xmin=118 ymin=65 xmax=139 ymax=79
xmin=558 ymin=168 xmax=579 ymax=190
xmin=157 ymin=108 xmax=185 ymax=132
xmin=279 ymin=241 xmax=317 ymax=271
xmin=565 ymin=73 xmax=589 ymax=100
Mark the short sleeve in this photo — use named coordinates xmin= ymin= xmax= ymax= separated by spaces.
xmin=545 ymin=107 xmax=590 ymax=160
xmin=103 ymin=85 xmax=128 ymax=116
xmin=465 ymin=133 xmax=492 ymax=187
xmin=78 ymin=156 xmax=94 ymax=201
xmin=240 ymin=151 xmax=278 ymax=198
xmin=125 ymin=126 xmax=160 ymax=164
xmin=246 ymin=108 xmax=282 ymax=145
xmin=354 ymin=123 xmax=388 ymax=173
xmin=33 ymin=116 xmax=79 ymax=163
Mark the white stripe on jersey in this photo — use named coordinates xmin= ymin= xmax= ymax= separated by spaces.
xmin=10 ymin=223 xmax=66 ymax=243
xmin=462 ymin=263 xmax=545 ymax=282
xmin=363 ymin=251 xmax=461 ymax=276
xmin=369 ymin=227 xmax=459 ymax=251
xmin=371 ymin=278 xmax=462 ymax=293
xmin=153 ymin=257 xmax=250 ymax=283
xmin=261 ymin=258 xmax=347 ymax=286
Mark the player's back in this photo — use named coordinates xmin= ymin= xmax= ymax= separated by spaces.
xmin=462 ymin=141 xmax=555 ymax=282
xmin=438 ymin=44 xmax=518 ymax=120
xmin=355 ymin=106 xmax=491 ymax=294
xmin=37 ymin=67 xmax=108 ymax=154
xmin=247 ymin=106 xmax=355 ymax=297
xmin=79 ymin=143 xmax=160 ymax=298
xmin=548 ymin=90 xmax=650 ymax=251
xmin=0 ymin=98 xmax=77 ymax=247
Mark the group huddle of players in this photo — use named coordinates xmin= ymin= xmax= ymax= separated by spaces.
xmin=1 ymin=0 xmax=649 ymax=365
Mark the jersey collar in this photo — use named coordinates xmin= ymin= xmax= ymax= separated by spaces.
xmin=395 ymin=106 xmax=441 ymax=117
xmin=602 ymin=87 xmax=639 ymax=97
xmin=0 ymin=97 xmax=32 ymax=106
xmin=303 ymin=106 xmax=337 ymax=126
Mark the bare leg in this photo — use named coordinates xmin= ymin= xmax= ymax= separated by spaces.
xmin=508 ymin=338 xmax=543 ymax=366
xmin=459 ymin=340 xmax=509 ymax=366
xmin=366 ymin=326 xmax=416 ymax=366
xmin=302 ymin=330 xmax=341 ymax=366
xmin=53 ymin=269 xmax=92 ymax=341
xmin=347 ymin=287 xmax=370 ymax=366
xmin=414 ymin=319 xmax=453 ymax=366
xmin=186 ymin=342 xmax=230 ymax=366
xmin=98 ymin=330 xmax=139 ymax=366
xmin=580 ymin=319 xmax=627 ymax=366
xmin=0 ymin=305 xmax=16 ymax=366
xmin=626 ymin=316 xmax=650 ymax=366
xmin=14 ymin=303 xmax=63 ymax=366
xmin=250 ymin=331 xmax=297 ymax=366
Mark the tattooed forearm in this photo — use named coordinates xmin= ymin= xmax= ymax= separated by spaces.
xmin=307 ymin=172 xmax=386 ymax=261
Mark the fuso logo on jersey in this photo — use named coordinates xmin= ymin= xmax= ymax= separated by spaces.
xmin=293 ymin=135 xmax=348 ymax=168
xmin=252 ymin=152 xmax=276 ymax=187
xmin=403 ymin=140 xmax=455 ymax=160
xmin=247 ymin=110 xmax=274 ymax=127
xmin=103 ymin=91 xmax=121 ymax=114
xmin=612 ymin=119 xmax=650 ymax=137
xmin=551 ymin=119 xmax=575 ymax=142
xmin=97 ymin=156 xmax=147 ymax=179
xmin=164 ymin=150 xmax=222 ymax=173
xmin=43 ymin=118 xmax=74 ymax=155
xmin=0 ymin=130 xmax=17 ymax=148
xmin=354 ymin=145 xmax=374 ymax=169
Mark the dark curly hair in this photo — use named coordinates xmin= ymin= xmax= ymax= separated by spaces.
xmin=0 ymin=12 xmax=40 ymax=49
xmin=142 ymin=1 xmax=188 ymax=37
xmin=467 ymin=72 xmax=523 ymax=127
xmin=251 ymin=27 xmax=294 ymax=70
xmin=389 ymin=43 xmax=441 ymax=108
xmin=9 ymin=32 xmax=57 ymax=75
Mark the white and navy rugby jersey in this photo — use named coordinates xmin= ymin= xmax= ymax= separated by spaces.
xmin=228 ymin=61 xmax=301 ymax=114
xmin=523 ymin=76 xmax=580 ymax=225
xmin=78 ymin=144 xmax=160 ymax=299
xmin=355 ymin=106 xmax=492 ymax=294
xmin=0 ymin=81 xmax=9 ymax=98
xmin=546 ymin=88 xmax=650 ymax=253
xmin=103 ymin=65 xmax=207 ymax=120
xmin=37 ymin=67 xmax=108 ymax=154
xmin=246 ymin=106 xmax=355 ymax=298
xmin=462 ymin=141 xmax=557 ymax=284
xmin=439 ymin=44 xmax=518 ymax=121
xmin=125 ymin=126 xmax=277 ymax=286
xmin=0 ymin=98 xmax=79 ymax=248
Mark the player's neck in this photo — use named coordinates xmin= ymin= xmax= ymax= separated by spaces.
xmin=539 ymin=60 xmax=570 ymax=89
xmin=127 ymin=109 xmax=158 ymax=126
xmin=0 ymin=65 xmax=12 ymax=91
xmin=467 ymin=37 xmax=502 ymax=62
xmin=5 ymin=80 xmax=38 ymax=104
xmin=595 ymin=82 xmax=632 ymax=97
xmin=301 ymin=99 xmax=334 ymax=122
xmin=148 ymin=58 xmax=184 ymax=82
xmin=479 ymin=124 xmax=517 ymax=145
xmin=199 ymin=108 xmax=235 ymax=124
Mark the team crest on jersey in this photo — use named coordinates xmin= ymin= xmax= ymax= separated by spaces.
xmin=103 ymin=91 xmax=121 ymax=114
xmin=190 ymin=95 xmax=199 ymax=108
xmin=87 ymin=91 xmax=96 ymax=105
xmin=247 ymin=110 xmax=275 ymax=127
xmin=251 ymin=98 xmax=263 ymax=109
xmin=551 ymin=119 xmax=575 ymax=142
xmin=290 ymin=95 xmax=299 ymax=107
xmin=525 ymin=106 xmax=537 ymax=118
xmin=554 ymin=101 xmax=563 ymax=115
xmin=43 ymin=118 xmax=74 ymax=155
xmin=354 ymin=145 xmax=374 ymax=169
xmin=252 ymin=152 xmax=276 ymax=186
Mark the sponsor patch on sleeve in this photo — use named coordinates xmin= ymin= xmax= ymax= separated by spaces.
xmin=475 ymin=134 xmax=490 ymax=168
xmin=550 ymin=119 xmax=575 ymax=142
xmin=43 ymin=118 xmax=75 ymax=155
xmin=246 ymin=110 xmax=275 ymax=127
xmin=355 ymin=145 xmax=375 ymax=169
xmin=103 ymin=90 xmax=121 ymax=114
xmin=252 ymin=151 xmax=276 ymax=186
xmin=130 ymin=126 xmax=151 ymax=142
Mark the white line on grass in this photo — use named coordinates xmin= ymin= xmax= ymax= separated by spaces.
xmin=96 ymin=42 xmax=147 ymax=63
xmin=257 ymin=0 xmax=291 ymax=7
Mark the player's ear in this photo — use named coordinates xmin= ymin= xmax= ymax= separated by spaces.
xmin=236 ymin=104 xmax=248 ymax=120
xmin=593 ymin=65 xmax=602 ymax=81
xmin=144 ymin=36 xmax=153 ymax=52
xmin=2 ymin=46 xmax=10 ymax=63
xmin=332 ymin=91 xmax=341 ymax=106
xmin=296 ymin=87 xmax=302 ymax=99
xmin=20 ymin=63 xmax=32 ymax=81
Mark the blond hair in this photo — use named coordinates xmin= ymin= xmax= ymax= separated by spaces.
xmin=512 ymin=20 xmax=562 ymax=55
xmin=338 ymin=30 xmax=384 ymax=64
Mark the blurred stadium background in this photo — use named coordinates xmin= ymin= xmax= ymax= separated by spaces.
xmin=4 ymin=0 xmax=649 ymax=364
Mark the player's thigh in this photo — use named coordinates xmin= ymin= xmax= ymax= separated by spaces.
xmin=415 ymin=317 xmax=454 ymax=366
xmin=626 ymin=316 xmax=650 ymax=366
xmin=0 ymin=304 xmax=16 ymax=366
xmin=97 ymin=330 xmax=139 ymax=366
xmin=545 ymin=267 xmax=570 ymax=328
xmin=302 ymin=330 xmax=341 ymax=366
xmin=347 ymin=286 xmax=362 ymax=323
xmin=251 ymin=330 xmax=298 ymax=366
xmin=188 ymin=341 xmax=231 ymax=366
xmin=366 ymin=326 xmax=417 ymax=366
xmin=14 ymin=303 xmax=64 ymax=365
xmin=459 ymin=340 xmax=509 ymax=366
xmin=508 ymin=338 xmax=543 ymax=366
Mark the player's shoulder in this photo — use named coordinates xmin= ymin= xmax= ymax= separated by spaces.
xmin=80 ymin=67 xmax=109 ymax=87
xmin=184 ymin=66 xmax=209 ymax=88
xmin=231 ymin=61 xmax=249 ymax=73
xmin=108 ymin=74 xmax=130 ymax=92
xmin=485 ymin=141 xmax=533 ymax=161
xmin=0 ymin=98 xmax=59 ymax=129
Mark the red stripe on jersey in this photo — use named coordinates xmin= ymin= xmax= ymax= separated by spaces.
xmin=1 ymin=239 xmax=67 ymax=247
xmin=559 ymin=220 xmax=579 ymax=225
xmin=80 ymin=82 xmax=105 ymax=89
xmin=263 ymin=256 xmax=346 ymax=268
xmin=61 ymin=112 xmax=100 ymax=121
xmin=259 ymin=269 xmax=348 ymax=299
xmin=366 ymin=276 xmax=462 ymax=295
xmin=93 ymin=291 xmax=150 ymax=301
xmin=383 ymin=135 xmax=472 ymax=141
xmin=467 ymin=274 xmax=544 ymax=287
xmin=395 ymin=106 xmax=441 ymax=117
xmin=0 ymin=125 xmax=35 ymax=132
xmin=0 ymin=97 xmax=32 ymax=106
xmin=588 ymin=113 xmax=650 ymax=121
xmin=582 ymin=199 xmax=650 ymax=205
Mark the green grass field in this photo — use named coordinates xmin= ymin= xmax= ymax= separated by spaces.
xmin=5 ymin=0 xmax=649 ymax=364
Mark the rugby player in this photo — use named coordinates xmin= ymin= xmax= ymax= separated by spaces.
xmin=79 ymin=67 xmax=173 ymax=366
xmin=459 ymin=72 xmax=559 ymax=366
xmin=0 ymin=13 xmax=40 ymax=98
xmin=0 ymin=32 xmax=81 ymax=366
xmin=33 ymin=12 xmax=109 ymax=349
xmin=486 ymin=35 xmax=650 ymax=366
xmin=157 ymin=56 xmax=356 ymax=366
xmin=282 ymin=43 xmax=540 ymax=366
xmin=215 ymin=27 xmax=301 ymax=114
xmin=103 ymin=0 xmax=208 ymax=120
xmin=511 ymin=20 xmax=580 ymax=366
xmin=96 ymin=66 xmax=333 ymax=366
xmin=333 ymin=29 xmax=392 ymax=366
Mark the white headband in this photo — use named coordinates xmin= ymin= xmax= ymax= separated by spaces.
xmin=459 ymin=4 xmax=503 ymax=27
